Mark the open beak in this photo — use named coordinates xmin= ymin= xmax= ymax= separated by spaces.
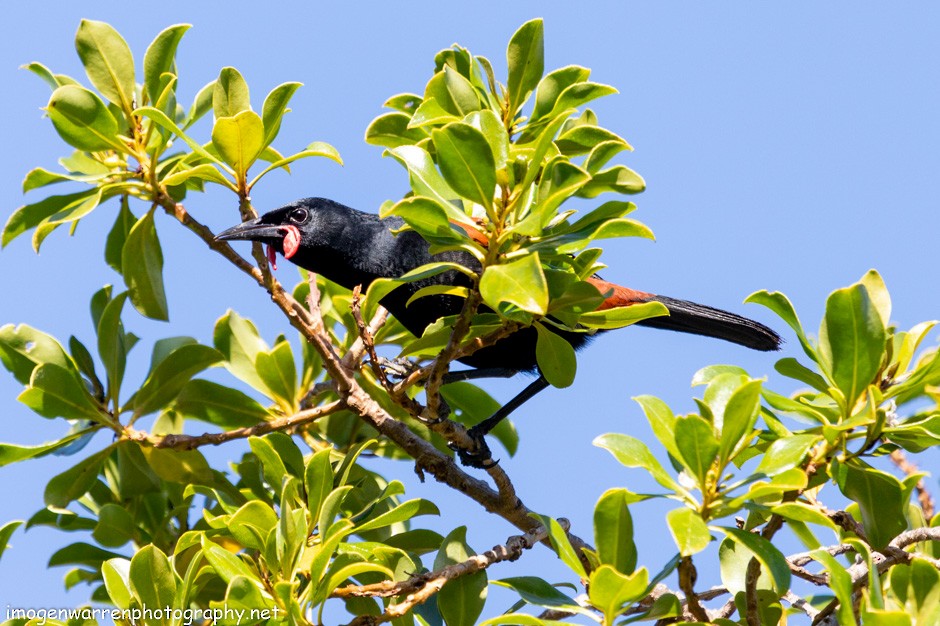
xmin=215 ymin=217 xmax=286 ymax=243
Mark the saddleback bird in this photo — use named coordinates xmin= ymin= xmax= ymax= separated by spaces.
xmin=217 ymin=197 xmax=781 ymax=467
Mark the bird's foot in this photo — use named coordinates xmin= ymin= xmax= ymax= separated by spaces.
xmin=375 ymin=356 xmax=421 ymax=380
xmin=449 ymin=425 xmax=499 ymax=469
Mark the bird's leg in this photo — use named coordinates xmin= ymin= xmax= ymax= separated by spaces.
xmin=441 ymin=367 xmax=519 ymax=384
xmin=375 ymin=356 xmax=422 ymax=380
xmin=451 ymin=375 xmax=550 ymax=469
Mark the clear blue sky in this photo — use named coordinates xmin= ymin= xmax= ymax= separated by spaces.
xmin=2 ymin=2 xmax=939 ymax=620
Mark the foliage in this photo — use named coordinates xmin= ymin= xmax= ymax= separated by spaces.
xmin=1 ymin=17 xmax=939 ymax=626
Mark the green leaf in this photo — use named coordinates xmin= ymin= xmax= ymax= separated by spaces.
xmin=550 ymin=82 xmax=618 ymax=117
xmin=3 ymin=191 xmax=97 ymax=248
xmin=577 ymin=301 xmax=668 ymax=329
xmin=532 ymin=514 xmax=586 ymax=578
xmin=96 ymin=291 xmax=129 ymax=406
xmin=305 ymin=449 xmax=334 ymax=522
xmin=101 ymin=558 xmax=132 ymax=609
xmin=213 ymin=310 xmax=271 ymax=395
xmin=255 ymin=341 xmax=298 ymax=410
xmin=212 ymin=110 xmax=265 ymax=178
xmin=556 ymin=125 xmax=629 ymax=156
xmin=44 ymin=447 xmax=111 ymax=508
xmin=409 ymin=97 xmax=460 ymax=129
xmin=755 ymin=434 xmax=820 ymax=476
xmin=136 ymin=106 xmax=229 ymax=170
xmin=464 ymin=109 xmax=510 ymax=170
xmin=480 ymin=253 xmax=548 ymax=315
xmin=47 ymin=85 xmax=124 ymax=151
xmin=832 ymin=460 xmax=906 ymax=550
xmin=532 ymin=65 xmax=591 ymax=121
xmin=716 ymin=527 xmax=791 ymax=596
xmin=746 ymin=290 xmax=816 ymax=361
xmin=18 ymin=363 xmax=104 ymax=422
xmin=162 ymin=163 xmax=234 ymax=189
xmin=356 ymin=498 xmax=440 ymax=533
xmin=122 ymin=211 xmax=168 ymax=321
xmin=860 ymin=269 xmax=891 ymax=326
xmin=104 ymin=196 xmax=135 ymax=274
xmin=577 ymin=165 xmax=646 ymax=197
xmin=0 ymin=435 xmax=92 ymax=467
xmin=674 ymin=414 xmax=719 ymax=487
xmin=229 ymin=501 xmax=278 ymax=551
xmin=261 ymin=81 xmax=302 ymax=149
xmin=506 ymin=19 xmax=545 ymax=116
xmin=594 ymin=433 xmax=682 ymax=492
xmin=133 ymin=344 xmax=223 ymax=416
xmin=442 ymin=65 xmax=482 ymax=116
xmin=818 ymin=283 xmax=886 ymax=406
xmin=248 ymin=141 xmax=343 ymax=188
xmin=666 ymin=508 xmax=711 ymax=556
xmin=491 ymin=577 xmax=588 ymax=615
xmin=176 ymin=380 xmax=271 ymax=429
xmin=388 ymin=196 xmax=464 ymax=245
xmin=432 ymin=527 xmax=487 ymax=626
xmin=386 ymin=145 xmax=460 ymax=208
xmin=888 ymin=557 xmax=940 ymax=625
xmin=718 ymin=379 xmax=762 ymax=464
xmin=201 ymin=537 xmax=259 ymax=585
xmin=588 ymin=565 xmax=649 ymax=623
xmin=141 ymin=447 xmax=213 ymax=485
xmin=811 ymin=549 xmax=856 ymax=625
xmin=0 ymin=520 xmax=23 ymax=562
xmin=74 ymin=19 xmax=135 ymax=112
xmin=534 ymin=323 xmax=576 ymax=388
xmin=774 ymin=357 xmax=829 ymax=391
xmin=143 ymin=24 xmax=190 ymax=105
xmin=92 ymin=504 xmax=136 ymax=547
xmin=365 ymin=112 xmax=428 ymax=148
xmin=536 ymin=159 xmax=592 ymax=218
xmin=384 ymin=92 xmax=422 ymax=113
xmin=585 ymin=140 xmax=631 ymax=174
xmin=0 ymin=323 xmax=72 ymax=385
xmin=432 ymin=122 xmax=497 ymax=211
xmin=593 ymin=488 xmax=637 ymax=574
xmin=214 ymin=66 xmax=251 ymax=119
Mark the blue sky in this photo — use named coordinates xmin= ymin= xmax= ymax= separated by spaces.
xmin=1 ymin=2 xmax=939 ymax=620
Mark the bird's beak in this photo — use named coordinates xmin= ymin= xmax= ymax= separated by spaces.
xmin=215 ymin=218 xmax=286 ymax=243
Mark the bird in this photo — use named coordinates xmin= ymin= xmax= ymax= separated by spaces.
xmin=216 ymin=197 xmax=781 ymax=466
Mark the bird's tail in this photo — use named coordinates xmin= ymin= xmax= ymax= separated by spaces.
xmin=637 ymin=295 xmax=781 ymax=351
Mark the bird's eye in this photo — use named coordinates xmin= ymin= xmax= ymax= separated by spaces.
xmin=289 ymin=208 xmax=308 ymax=223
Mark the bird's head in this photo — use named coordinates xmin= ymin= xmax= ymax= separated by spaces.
xmin=215 ymin=198 xmax=333 ymax=269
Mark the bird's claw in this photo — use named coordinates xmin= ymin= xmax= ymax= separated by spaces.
xmin=449 ymin=425 xmax=499 ymax=469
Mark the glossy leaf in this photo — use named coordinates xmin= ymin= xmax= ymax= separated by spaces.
xmin=74 ymin=19 xmax=135 ymax=111
xmin=141 ymin=447 xmax=213 ymax=485
xmin=256 ymin=341 xmax=298 ymax=410
xmin=18 ymin=363 xmax=103 ymax=422
xmin=577 ymin=165 xmax=646 ymax=197
xmin=588 ymin=565 xmax=649 ymax=622
xmin=594 ymin=433 xmax=682 ymax=492
xmin=534 ymin=323 xmax=576 ymax=388
xmin=674 ymin=414 xmax=719 ymax=487
xmin=104 ymin=197 xmax=135 ymax=274
xmin=176 ymin=379 xmax=271 ymax=429
xmin=212 ymin=110 xmax=265 ymax=177
xmin=261 ymin=81 xmax=302 ymax=148
xmin=506 ymin=19 xmax=544 ymax=116
xmin=214 ymin=66 xmax=251 ymax=119
xmin=0 ymin=520 xmax=23 ymax=562
xmin=143 ymin=24 xmax=190 ymax=105
xmin=387 ymin=145 xmax=460 ymax=209
xmin=578 ymin=300 xmax=668 ymax=329
xmin=122 ymin=211 xmax=168 ymax=321
xmin=746 ymin=289 xmax=816 ymax=361
xmin=96 ymin=291 xmax=129 ymax=405
xmin=365 ymin=112 xmax=428 ymax=148
xmin=666 ymin=508 xmax=711 ymax=556
xmin=356 ymin=498 xmax=440 ymax=533
xmin=717 ymin=527 xmax=791 ymax=595
xmin=491 ymin=577 xmax=589 ymax=616
xmin=162 ymin=163 xmax=233 ymax=189
xmin=531 ymin=513 xmax=586 ymax=578
xmin=213 ymin=310 xmax=271 ymax=395
xmin=593 ymin=488 xmax=637 ymax=574
xmin=718 ymin=379 xmax=762 ymax=463
xmin=0 ymin=323 xmax=72 ymax=385
xmin=101 ymin=559 xmax=132 ymax=609
xmin=435 ymin=527 xmax=487 ymax=626
xmin=532 ymin=65 xmax=590 ymax=121
xmin=755 ymin=434 xmax=819 ymax=476
xmin=480 ymin=253 xmax=548 ymax=315
xmin=133 ymin=344 xmax=223 ymax=416
xmin=44 ymin=447 xmax=111 ymax=508
xmin=833 ymin=461 xmax=906 ymax=550
xmin=432 ymin=122 xmax=497 ymax=211
xmin=47 ymin=85 xmax=123 ymax=151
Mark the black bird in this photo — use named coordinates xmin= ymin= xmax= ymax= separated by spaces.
xmin=217 ymin=197 xmax=780 ymax=466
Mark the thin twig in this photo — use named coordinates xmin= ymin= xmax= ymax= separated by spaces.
xmin=124 ymin=400 xmax=344 ymax=449
xmin=341 ymin=525 xmax=549 ymax=625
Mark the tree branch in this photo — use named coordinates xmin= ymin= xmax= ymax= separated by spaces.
xmin=340 ymin=525 xmax=549 ymax=625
